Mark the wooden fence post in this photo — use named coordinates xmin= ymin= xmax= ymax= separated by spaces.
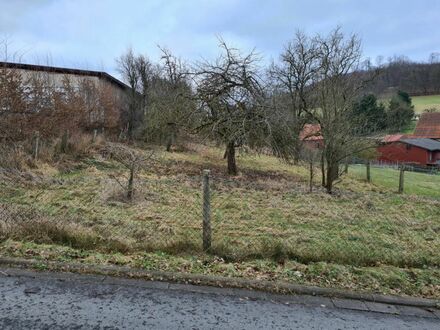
xmin=166 ymin=122 xmax=176 ymax=152
xmin=366 ymin=160 xmax=371 ymax=183
xmin=61 ymin=130 xmax=69 ymax=153
xmin=92 ymin=129 xmax=98 ymax=143
xmin=33 ymin=131 xmax=40 ymax=160
xmin=398 ymin=166 xmax=405 ymax=194
xmin=202 ymin=169 xmax=211 ymax=251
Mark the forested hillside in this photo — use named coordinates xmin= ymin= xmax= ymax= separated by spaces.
xmin=368 ymin=58 xmax=440 ymax=96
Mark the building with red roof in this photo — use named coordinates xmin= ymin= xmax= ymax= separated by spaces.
xmin=300 ymin=124 xmax=323 ymax=149
xmin=413 ymin=112 xmax=440 ymax=139
xmin=377 ymin=135 xmax=440 ymax=166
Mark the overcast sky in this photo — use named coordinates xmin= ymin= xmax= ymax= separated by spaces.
xmin=1 ymin=0 xmax=439 ymax=77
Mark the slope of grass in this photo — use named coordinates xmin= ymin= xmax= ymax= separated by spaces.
xmin=1 ymin=142 xmax=439 ymax=298
xmin=348 ymin=164 xmax=440 ymax=198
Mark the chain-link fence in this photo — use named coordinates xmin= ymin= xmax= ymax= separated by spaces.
xmin=0 ymin=165 xmax=203 ymax=254
xmin=209 ymin=169 xmax=440 ymax=268
xmin=1 ymin=161 xmax=439 ymax=271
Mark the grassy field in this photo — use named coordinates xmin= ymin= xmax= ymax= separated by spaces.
xmin=349 ymin=164 xmax=440 ymax=198
xmin=380 ymin=94 xmax=440 ymax=114
xmin=1 ymin=142 xmax=439 ymax=298
xmin=412 ymin=94 xmax=440 ymax=113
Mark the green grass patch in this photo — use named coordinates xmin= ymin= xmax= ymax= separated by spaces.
xmin=412 ymin=94 xmax=440 ymax=113
xmin=348 ymin=164 xmax=440 ymax=198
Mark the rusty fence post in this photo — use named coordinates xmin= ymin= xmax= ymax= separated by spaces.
xmin=202 ymin=169 xmax=211 ymax=251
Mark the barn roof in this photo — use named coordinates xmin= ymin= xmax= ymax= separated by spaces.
xmin=0 ymin=61 xmax=130 ymax=90
xmin=401 ymin=138 xmax=440 ymax=151
xmin=413 ymin=112 xmax=440 ymax=138
xmin=382 ymin=134 xmax=406 ymax=143
xmin=300 ymin=124 xmax=323 ymax=141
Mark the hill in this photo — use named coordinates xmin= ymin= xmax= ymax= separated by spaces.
xmin=368 ymin=60 xmax=440 ymax=97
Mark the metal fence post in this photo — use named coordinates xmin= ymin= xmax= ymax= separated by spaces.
xmin=398 ymin=166 xmax=405 ymax=194
xmin=202 ymin=169 xmax=211 ymax=251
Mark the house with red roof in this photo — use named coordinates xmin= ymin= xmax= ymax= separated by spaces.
xmin=377 ymin=135 xmax=440 ymax=166
xmin=413 ymin=112 xmax=440 ymax=140
xmin=376 ymin=113 xmax=440 ymax=166
xmin=300 ymin=124 xmax=323 ymax=149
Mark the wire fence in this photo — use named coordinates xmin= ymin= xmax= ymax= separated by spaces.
xmin=1 ymin=162 xmax=440 ymax=270
xmin=0 ymin=170 xmax=203 ymax=254
xmin=351 ymin=158 xmax=440 ymax=175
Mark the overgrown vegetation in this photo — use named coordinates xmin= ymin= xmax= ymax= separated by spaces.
xmin=0 ymin=141 xmax=439 ymax=298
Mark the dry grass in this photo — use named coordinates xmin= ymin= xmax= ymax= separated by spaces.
xmin=1 ymin=144 xmax=438 ymax=265
xmin=0 ymin=142 xmax=439 ymax=297
xmin=0 ymin=144 xmax=31 ymax=170
xmin=0 ymin=204 xmax=131 ymax=253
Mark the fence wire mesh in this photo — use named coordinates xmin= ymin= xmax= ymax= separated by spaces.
xmin=0 ymin=164 xmax=203 ymax=253
xmin=1 ymin=158 xmax=439 ymax=271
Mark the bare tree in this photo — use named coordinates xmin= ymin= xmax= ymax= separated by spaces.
xmin=312 ymin=28 xmax=377 ymax=193
xmin=116 ymin=48 xmax=147 ymax=140
xmin=269 ymin=31 xmax=320 ymax=164
xmin=155 ymin=47 xmax=194 ymax=151
xmin=107 ymin=144 xmax=154 ymax=200
xmin=193 ymin=40 xmax=268 ymax=175
xmin=116 ymin=47 xmax=194 ymax=147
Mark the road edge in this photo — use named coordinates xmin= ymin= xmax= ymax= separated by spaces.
xmin=0 ymin=256 xmax=438 ymax=309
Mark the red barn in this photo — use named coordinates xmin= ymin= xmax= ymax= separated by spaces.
xmin=377 ymin=137 xmax=440 ymax=166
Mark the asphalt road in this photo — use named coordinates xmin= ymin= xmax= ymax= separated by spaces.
xmin=0 ymin=268 xmax=438 ymax=329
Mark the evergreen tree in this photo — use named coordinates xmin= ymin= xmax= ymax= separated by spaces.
xmin=386 ymin=90 xmax=415 ymax=132
xmin=351 ymin=94 xmax=386 ymax=134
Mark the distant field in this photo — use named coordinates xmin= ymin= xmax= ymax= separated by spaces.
xmin=349 ymin=164 xmax=440 ymax=198
xmin=379 ymin=94 xmax=440 ymax=114
xmin=411 ymin=95 xmax=440 ymax=113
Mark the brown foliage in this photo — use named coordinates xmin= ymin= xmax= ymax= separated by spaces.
xmin=0 ymin=67 xmax=123 ymax=141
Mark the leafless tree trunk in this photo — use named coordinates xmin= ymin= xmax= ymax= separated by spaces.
xmin=107 ymin=144 xmax=155 ymax=201
xmin=116 ymin=48 xmax=147 ymax=140
xmin=127 ymin=165 xmax=134 ymax=199
xmin=226 ymin=141 xmax=237 ymax=175
xmin=321 ymin=153 xmax=326 ymax=187
xmin=193 ymin=39 xmax=267 ymax=175
xmin=366 ymin=160 xmax=371 ymax=183
xmin=310 ymin=28 xmax=378 ymax=193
